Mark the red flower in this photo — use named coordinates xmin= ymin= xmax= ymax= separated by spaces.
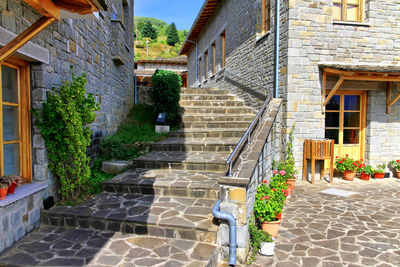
xmin=339 ymin=161 xmax=343 ymax=164
xmin=361 ymin=159 xmax=364 ymax=161
xmin=363 ymin=164 xmax=365 ymax=167
xmin=342 ymin=158 xmax=346 ymax=161
xmin=272 ymin=189 xmax=276 ymax=191
xmin=335 ymin=156 xmax=339 ymax=159
xmin=259 ymin=217 xmax=262 ymax=220
xmin=397 ymin=160 xmax=400 ymax=163
xmin=260 ymin=197 xmax=263 ymax=201
xmin=264 ymin=196 xmax=270 ymax=200
xmin=346 ymin=154 xmax=349 ymax=157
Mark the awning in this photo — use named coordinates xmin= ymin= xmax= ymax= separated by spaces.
xmin=320 ymin=63 xmax=400 ymax=114
xmin=0 ymin=0 xmax=106 ymax=63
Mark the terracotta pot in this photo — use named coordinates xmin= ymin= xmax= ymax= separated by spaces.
xmin=7 ymin=182 xmax=16 ymax=195
xmin=286 ymin=179 xmax=296 ymax=190
xmin=0 ymin=187 xmax=8 ymax=200
xmin=360 ymin=173 xmax=370 ymax=181
xmin=374 ymin=173 xmax=385 ymax=179
xmin=261 ymin=220 xmax=281 ymax=238
xmin=396 ymin=171 xmax=400 ymax=179
xmin=343 ymin=170 xmax=356 ymax=181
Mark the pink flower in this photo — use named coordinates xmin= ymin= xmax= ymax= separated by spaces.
xmin=264 ymin=196 xmax=270 ymax=200
xmin=279 ymin=170 xmax=286 ymax=175
xmin=293 ymin=174 xmax=297 ymax=179
xmin=273 ymin=170 xmax=278 ymax=174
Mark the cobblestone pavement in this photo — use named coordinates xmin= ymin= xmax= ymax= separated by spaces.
xmin=0 ymin=226 xmax=217 ymax=267
xmin=251 ymin=178 xmax=400 ymax=267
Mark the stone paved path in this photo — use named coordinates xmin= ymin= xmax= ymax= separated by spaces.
xmin=249 ymin=178 xmax=400 ymax=267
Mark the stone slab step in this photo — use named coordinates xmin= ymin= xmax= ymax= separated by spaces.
xmin=169 ymin=128 xmax=247 ymax=138
xmin=151 ymin=138 xmax=239 ymax=153
xmin=41 ymin=193 xmax=219 ymax=244
xmin=180 ymin=94 xmax=236 ymax=101
xmin=102 ymin=168 xmax=220 ymax=199
xmin=180 ymin=100 xmax=244 ymax=107
xmin=181 ymin=88 xmax=229 ymax=95
xmin=182 ymin=114 xmax=255 ymax=123
xmin=132 ymin=151 xmax=229 ymax=173
xmin=182 ymin=106 xmax=255 ymax=115
xmin=182 ymin=121 xmax=252 ymax=129
xmin=0 ymin=225 xmax=218 ymax=267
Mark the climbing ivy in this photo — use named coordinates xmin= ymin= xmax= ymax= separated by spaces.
xmin=34 ymin=70 xmax=99 ymax=203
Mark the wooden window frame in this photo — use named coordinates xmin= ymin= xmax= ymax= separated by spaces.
xmin=212 ymin=42 xmax=216 ymax=75
xmin=220 ymin=31 xmax=226 ymax=69
xmin=0 ymin=57 xmax=32 ymax=182
xmin=261 ymin=0 xmax=270 ymax=34
xmin=333 ymin=0 xmax=364 ymax=22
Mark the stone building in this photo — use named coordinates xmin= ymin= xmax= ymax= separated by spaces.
xmin=180 ymin=0 xmax=400 ymax=262
xmin=0 ymin=0 xmax=134 ymax=252
xmin=181 ymin=0 xmax=400 ymax=177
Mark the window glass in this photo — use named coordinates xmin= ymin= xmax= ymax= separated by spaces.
xmin=2 ymin=65 xmax=18 ymax=103
xmin=325 ymin=112 xmax=340 ymax=128
xmin=344 ymin=95 xmax=360 ymax=110
xmin=4 ymin=143 xmax=19 ymax=175
xmin=3 ymin=105 xmax=19 ymax=141
xmin=326 ymin=95 xmax=340 ymax=110
xmin=343 ymin=129 xmax=360 ymax=144
xmin=325 ymin=129 xmax=339 ymax=144
xmin=344 ymin=112 xmax=360 ymax=128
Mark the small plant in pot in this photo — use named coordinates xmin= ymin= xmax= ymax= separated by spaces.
xmin=247 ymin=218 xmax=273 ymax=263
xmin=0 ymin=175 xmax=23 ymax=195
xmin=374 ymin=164 xmax=386 ymax=179
xmin=335 ymin=155 xmax=358 ymax=181
xmin=0 ymin=183 xmax=8 ymax=200
xmin=357 ymin=164 xmax=374 ymax=181
xmin=389 ymin=160 xmax=400 ymax=179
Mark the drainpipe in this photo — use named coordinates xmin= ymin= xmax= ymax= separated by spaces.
xmin=212 ymin=199 xmax=237 ymax=266
xmin=274 ymin=0 xmax=281 ymax=98
xmin=186 ymin=40 xmax=199 ymax=86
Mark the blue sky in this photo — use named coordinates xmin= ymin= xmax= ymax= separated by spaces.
xmin=135 ymin=0 xmax=205 ymax=30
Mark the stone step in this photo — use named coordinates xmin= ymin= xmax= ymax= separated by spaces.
xmin=182 ymin=121 xmax=252 ymax=129
xmin=182 ymin=106 xmax=255 ymax=115
xmin=0 ymin=225 xmax=218 ymax=267
xmin=181 ymin=114 xmax=255 ymax=123
xmin=180 ymin=100 xmax=244 ymax=107
xmin=102 ymin=168 xmax=220 ymax=199
xmin=151 ymin=138 xmax=239 ymax=153
xmin=41 ymin=193 xmax=219 ymax=244
xmin=132 ymin=151 xmax=229 ymax=173
xmin=169 ymin=128 xmax=247 ymax=138
xmin=180 ymin=94 xmax=236 ymax=101
xmin=181 ymin=88 xmax=229 ymax=95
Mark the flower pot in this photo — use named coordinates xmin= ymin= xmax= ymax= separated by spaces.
xmin=261 ymin=220 xmax=280 ymax=238
xmin=259 ymin=241 xmax=275 ymax=256
xmin=396 ymin=171 xmax=400 ymax=179
xmin=374 ymin=173 xmax=385 ymax=179
xmin=0 ymin=187 xmax=8 ymax=200
xmin=7 ymin=182 xmax=16 ymax=195
xmin=343 ymin=170 xmax=356 ymax=181
xmin=360 ymin=173 xmax=370 ymax=181
xmin=286 ymin=179 xmax=296 ymax=190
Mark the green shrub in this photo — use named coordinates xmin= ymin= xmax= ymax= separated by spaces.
xmin=34 ymin=71 xmax=99 ymax=203
xmin=151 ymin=69 xmax=182 ymax=125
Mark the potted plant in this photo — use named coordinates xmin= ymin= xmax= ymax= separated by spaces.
xmin=389 ymin=160 xmax=400 ymax=179
xmin=247 ymin=219 xmax=273 ymax=264
xmin=0 ymin=175 xmax=23 ymax=195
xmin=254 ymin=179 xmax=285 ymax=238
xmin=357 ymin=164 xmax=374 ymax=181
xmin=335 ymin=155 xmax=359 ymax=181
xmin=0 ymin=183 xmax=8 ymax=200
xmin=374 ymin=164 xmax=386 ymax=179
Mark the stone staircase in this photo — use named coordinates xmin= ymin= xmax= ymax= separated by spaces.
xmin=39 ymin=87 xmax=256 ymax=266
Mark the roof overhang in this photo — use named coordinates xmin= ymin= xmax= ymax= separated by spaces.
xmin=179 ymin=0 xmax=220 ymax=55
xmin=320 ymin=63 xmax=400 ymax=114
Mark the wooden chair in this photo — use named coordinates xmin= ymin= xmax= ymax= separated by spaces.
xmin=303 ymin=139 xmax=335 ymax=184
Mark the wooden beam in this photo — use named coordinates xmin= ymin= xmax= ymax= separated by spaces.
xmin=23 ymin=0 xmax=60 ymax=20
xmin=386 ymin=82 xmax=392 ymax=114
xmin=342 ymin=75 xmax=400 ymax=82
xmin=0 ymin=16 xmax=56 ymax=63
xmin=388 ymin=92 xmax=400 ymax=108
xmin=323 ymin=76 xmax=344 ymax=106
xmin=54 ymin=1 xmax=95 ymax=15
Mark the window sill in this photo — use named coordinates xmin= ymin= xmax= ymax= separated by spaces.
xmin=0 ymin=183 xmax=47 ymax=207
xmin=333 ymin=21 xmax=370 ymax=27
xmin=111 ymin=19 xmax=127 ymax=31
xmin=256 ymin=31 xmax=271 ymax=43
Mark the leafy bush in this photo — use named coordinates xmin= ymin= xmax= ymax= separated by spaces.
xmin=254 ymin=180 xmax=285 ymax=223
xmin=151 ymin=69 xmax=182 ymax=125
xmin=335 ymin=155 xmax=358 ymax=172
xmin=389 ymin=159 xmax=400 ymax=171
xmin=247 ymin=218 xmax=272 ymax=264
xmin=34 ymin=71 xmax=99 ymax=203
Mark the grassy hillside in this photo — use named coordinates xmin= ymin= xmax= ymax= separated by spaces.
xmin=134 ymin=17 xmax=188 ymax=60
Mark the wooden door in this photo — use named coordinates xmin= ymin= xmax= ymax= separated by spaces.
xmin=325 ymin=91 xmax=366 ymax=164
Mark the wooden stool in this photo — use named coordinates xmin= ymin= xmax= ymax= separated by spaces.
xmin=303 ymin=139 xmax=335 ymax=184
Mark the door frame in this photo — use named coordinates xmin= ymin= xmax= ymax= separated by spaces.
xmin=325 ymin=89 xmax=367 ymax=160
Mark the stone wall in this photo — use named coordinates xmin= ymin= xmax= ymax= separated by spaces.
xmin=186 ymin=0 xmax=289 ymax=110
xmin=286 ymin=0 xmax=400 ymax=176
xmin=0 ymin=0 xmax=135 ymax=195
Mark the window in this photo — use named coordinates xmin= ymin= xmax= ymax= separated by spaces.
xmin=220 ymin=31 xmax=226 ymax=69
xmin=205 ymin=51 xmax=208 ymax=80
xmin=198 ymin=57 xmax=202 ymax=83
xmin=0 ymin=58 xmax=31 ymax=182
xmin=262 ymin=0 xmax=270 ymax=34
xmin=333 ymin=0 xmax=364 ymax=22
xmin=212 ymin=42 xmax=216 ymax=75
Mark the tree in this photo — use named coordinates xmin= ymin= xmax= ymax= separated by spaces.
xmin=142 ymin=21 xmax=158 ymax=40
xmin=166 ymin=23 xmax=179 ymax=46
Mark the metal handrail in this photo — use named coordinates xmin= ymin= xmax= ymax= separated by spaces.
xmin=224 ymin=70 xmax=273 ymax=177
